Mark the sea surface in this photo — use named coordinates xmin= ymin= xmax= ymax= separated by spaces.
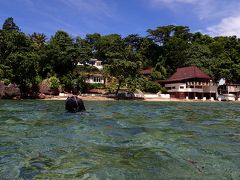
xmin=0 ymin=100 xmax=240 ymax=179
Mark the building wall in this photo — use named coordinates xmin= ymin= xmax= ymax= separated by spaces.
xmin=169 ymin=92 xmax=216 ymax=99
xmin=165 ymin=82 xmax=217 ymax=99
xmin=93 ymin=61 xmax=103 ymax=70
xmin=228 ymin=85 xmax=240 ymax=93
xmin=77 ymin=59 xmax=103 ymax=70
xmin=86 ymin=76 xmax=104 ymax=84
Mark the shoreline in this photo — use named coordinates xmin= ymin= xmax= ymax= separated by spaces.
xmin=39 ymin=95 xmax=239 ymax=102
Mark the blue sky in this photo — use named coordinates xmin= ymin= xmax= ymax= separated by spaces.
xmin=1 ymin=0 xmax=240 ymax=38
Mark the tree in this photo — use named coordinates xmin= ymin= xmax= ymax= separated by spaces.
xmin=147 ymin=25 xmax=191 ymax=45
xmin=143 ymin=80 xmax=161 ymax=93
xmin=92 ymin=34 xmax=124 ymax=63
xmin=163 ymin=36 xmax=190 ymax=73
xmin=6 ymin=52 xmax=40 ymax=93
xmin=185 ymin=43 xmax=213 ymax=75
xmin=146 ymin=25 xmax=192 ymax=73
xmin=30 ymin=32 xmax=47 ymax=50
xmin=49 ymin=76 xmax=60 ymax=89
xmin=124 ymin=34 xmax=143 ymax=52
xmin=138 ymin=37 xmax=163 ymax=67
xmin=207 ymin=36 xmax=240 ymax=82
xmin=104 ymin=60 xmax=140 ymax=94
xmin=44 ymin=31 xmax=77 ymax=76
xmin=191 ymin=32 xmax=213 ymax=45
xmin=147 ymin=25 xmax=175 ymax=46
xmin=2 ymin=17 xmax=240 ymax=97
xmin=75 ymin=36 xmax=92 ymax=65
xmin=0 ymin=29 xmax=31 ymax=63
xmin=2 ymin=17 xmax=20 ymax=31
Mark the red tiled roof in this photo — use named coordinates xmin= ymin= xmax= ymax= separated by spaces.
xmin=165 ymin=66 xmax=211 ymax=82
xmin=139 ymin=67 xmax=153 ymax=75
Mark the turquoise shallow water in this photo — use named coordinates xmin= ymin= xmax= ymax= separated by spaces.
xmin=0 ymin=100 xmax=240 ymax=179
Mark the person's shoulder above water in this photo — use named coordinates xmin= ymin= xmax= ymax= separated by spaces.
xmin=65 ymin=95 xmax=86 ymax=113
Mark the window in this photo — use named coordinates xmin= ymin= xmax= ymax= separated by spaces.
xmin=180 ymin=86 xmax=184 ymax=89
xmin=93 ymin=77 xmax=102 ymax=83
xmin=96 ymin=62 xmax=101 ymax=66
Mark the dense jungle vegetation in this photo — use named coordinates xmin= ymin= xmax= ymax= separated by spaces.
xmin=1 ymin=17 xmax=240 ymax=96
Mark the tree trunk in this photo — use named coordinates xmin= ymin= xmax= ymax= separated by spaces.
xmin=115 ymin=80 xmax=122 ymax=95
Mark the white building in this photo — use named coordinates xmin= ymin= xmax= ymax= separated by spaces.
xmin=85 ymin=74 xmax=105 ymax=84
xmin=77 ymin=59 xmax=103 ymax=70
xmin=77 ymin=59 xmax=105 ymax=85
xmin=161 ymin=66 xmax=218 ymax=100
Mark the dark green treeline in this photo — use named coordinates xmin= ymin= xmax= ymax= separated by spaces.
xmin=1 ymin=17 xmax=240 ymax=95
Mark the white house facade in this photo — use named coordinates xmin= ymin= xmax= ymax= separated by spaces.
xmin=85 ymin=74 xmax=104 ymax=84
xmin=161 ymin=66 xmax=218 ymax=100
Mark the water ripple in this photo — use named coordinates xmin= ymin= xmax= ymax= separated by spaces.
xmin=0 ymin=100 xmax=240 ymax=179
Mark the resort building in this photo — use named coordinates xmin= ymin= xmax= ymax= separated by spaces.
xmin=139 ymin=67 xmax=153 ymax=76
xmin=87 ymin=59 xmax=103 ymax=70
xmin=77 ymin=58 xmax=103 ymax=70
xmin=218 ymin=84 xmax=240 ymax=96
xmin=85 ymin=74 xmax=105 ymax=84
xmin=160 ymin=66 xmax=218 ymax=100
xmin=217 ymin=84 xmax=240 ymax=101
xmin=77 ymin=58 xmax=105 ymax=85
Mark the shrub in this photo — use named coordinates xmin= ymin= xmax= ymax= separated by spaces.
xmin=88 ymin=83 xmax=105 ymax=89
xmin=160 ymin=87 xmax=168 ymax=94
xmin=49 ymin=76 xmax=60 ymax=89
xmin=61 ymin=75 xmax=73 ymax=90
xmin=143 ymin=80 xmax=161 ymax=93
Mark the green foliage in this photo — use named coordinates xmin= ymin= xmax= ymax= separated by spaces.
xmin=61 ymin=74 xmax=73 ymax=90
xmin=34 ymin=75 xmax=42 ymax=85
xmin=72 ymin=76 xmax=89 ymax=93
xmin=30 ymin=32 xmax=46 ymax=50
xmin=105 ymin=77 xmax=118 ymax=94
xmin=143 ymin=80 xmax=161 ymax=93
xmin=75 ymin=37 xmax=92 ymax=64
xmin=88 ymin=83 xmax=105 ymax=89
xmin=160 ymin=86 xmax=167 ymax=94
xmin=6 ymin=52 xmax=40 ymax=89
xmin=44 ymin=30 xmax=82 ymax=77
xmin=3 ymin=79 xmax=11 ymax=85
xmin=2 ymin=17 xmax=20 ymax=31
xmin=49 ymin=76 xmax=60 ymax=89
xmin=147 ymin=25 xmax=192 ymax=46
xmin=104 ymin=60 xmax=140 ymax=94
xmin=2 ymin=16 xmax=240 ymax=97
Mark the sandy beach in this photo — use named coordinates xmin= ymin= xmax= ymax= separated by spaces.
xmin=40 ymin=94 xmax=228 ymax=102
xmin=43 ymin=95 xmax=115 ymax=101
xmin=41 ymin=94 xmax=178 ymax=101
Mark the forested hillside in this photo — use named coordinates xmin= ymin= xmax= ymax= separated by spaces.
xmin=1 ymin=17 xmax=240 ymax=96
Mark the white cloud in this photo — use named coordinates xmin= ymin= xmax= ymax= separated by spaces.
xmin=148 ymin=0 xmax=215 ymax=19
xmin=147 ymin=0 xmax=240 ymax=37
xmin=147 ymin=0 xmax=240 ymax=20
xmin=206 ymin=16 xmax=240 ymax=37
